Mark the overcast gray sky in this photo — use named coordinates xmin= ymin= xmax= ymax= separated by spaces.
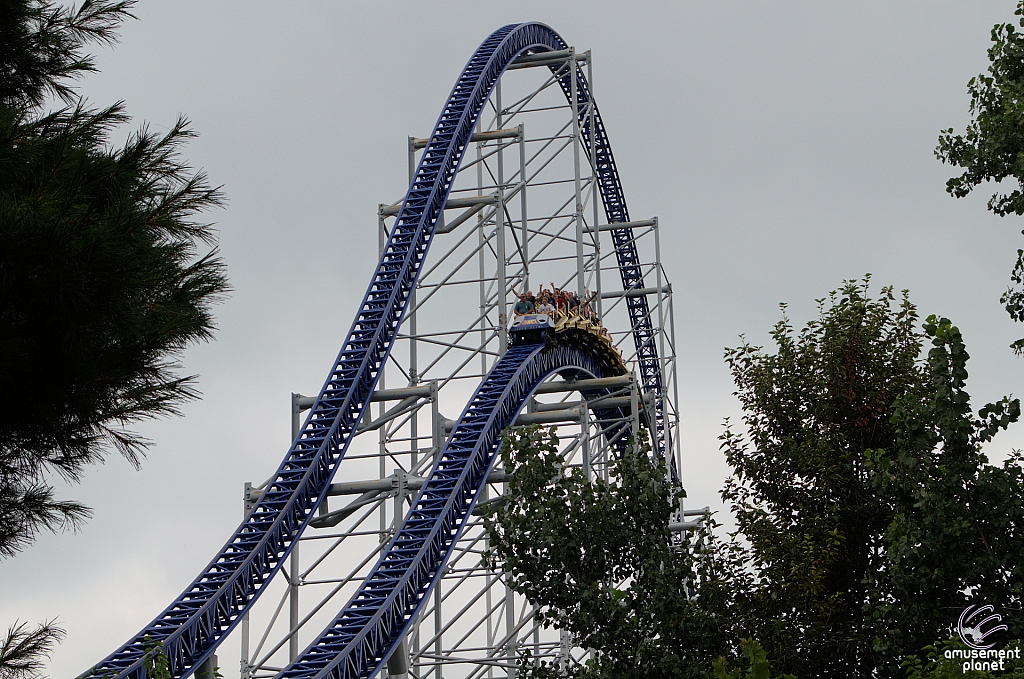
xmin=4 ymin=2 xmax=1024 ymax=677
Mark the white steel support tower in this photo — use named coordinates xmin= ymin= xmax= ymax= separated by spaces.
xmin=235 ymin=45 xmax=683 ymax=679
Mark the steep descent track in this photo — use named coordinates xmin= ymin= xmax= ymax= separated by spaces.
xmin=281 ymin=338 xmax=625 ymax=679
xmin=83 ymin=22 xmax=664 ymax=679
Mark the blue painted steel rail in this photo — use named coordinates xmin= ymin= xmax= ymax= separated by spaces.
xmin=545 ymin=59 xmax=671 ymax=471
xmin=280 ymin=340 xmax=620 ymax=679
xmin=82 ymin=22 xmax=666 ymax=679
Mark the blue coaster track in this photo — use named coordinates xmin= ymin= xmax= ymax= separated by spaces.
xmin=82 ymin=22 xmax=665 ymax=679
xmin=281 ymin=340 xmax=624 ymax=679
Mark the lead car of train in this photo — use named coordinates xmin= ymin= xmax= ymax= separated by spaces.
xmin=509 ymin=313 xmax=556 ymax=346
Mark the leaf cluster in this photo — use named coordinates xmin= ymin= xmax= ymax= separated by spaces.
xmin=937 ymin=1 xmax=1024 ymax=217
xmin=141 ymin=637 xmax=169 ymax=679
xmin=0 ymin=0 xmax=135 ymax=109
xmin=0 ymin=621 xmax=63 ymax=679
xmin=936 ymin=0 xmax=1024 ymax=352
xmin=866 ymin=316 xmax=1023 ymax=673
xmin=484 ymin=426 xmax=739 ymax=679
xmin=719 ymin=279 xmax=924 ymax=678
xmin=712 ymin=638 xmax=796 ymax=679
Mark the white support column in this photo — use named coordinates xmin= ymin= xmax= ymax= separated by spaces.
xmin=669 ymin=294 xmax=683 ymax=495
xmin=654 ymin=216 xmax=665 ymax=374
xmin=431 ymin=380 xmax=443 ymax=679
xmin=289 ymin=393 xmax=302 ymax=662
xmin=654 ymin=216 xmax=669 ymax=482
xmin=495 ymin=80 xmax=508 ymax=356
xmin=558 ymin=629 xmax=570 ymax=674
xmin=407 ymin=134 xmax=416 ymax=184
xmin=630 ymin=372 xmax=640 ymax=449
xmin=288 ymin=534 xmax=299 ymax=663
xmin=392 ymin=469 xmax=406 ymax=531
xmin=532 ymin=605 xmax=540 ymax=670
xmin=587 ymin=50 xmax=602 ymax=320
xmin=570 ymin=48 xmax=586 ymax=297
xmin=496 ymin=193 xmax=508 ymax=356
xmin=505 ymin=550 xmax=517 ymax=678
xmin=517 ymin=122 xmax=529 ymax=293
xmin=503 ymin=404 xmax=517 ymax=677
xmin=377 ymin=198 xmax=389 ymax=538
xmin=407 ymin=135 xmax=419 ymax=390
xmin=582 ymin=399 xmax=591 ymax=482
xmin=240 ymin=483 xmax=252 ymax=679
xmin=406 ymin=136 xmax=422 ymax=677
xmin=477 ymin=116 xmax=489 ymax=376
xmin=482 ymin=479 xmax=494 ymax=679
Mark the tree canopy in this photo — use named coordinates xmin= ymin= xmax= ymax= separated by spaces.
xmin=937 ymin=0 xmax=1024 ymax=353
xmin=866 ymin=315 xmax=1023 ymax=672
xmin=488 ymin=280 xmax=1024 ymax=679
xmin=721 ymin=282 xmax=1022 ymax=677
xmin=1 ymin=2 xmax=228 ymax=676
xmin=717 ymin=281 xmax=927 ymax=677
xmin=0 ymin=0 xmax=228 ymax=560
xmin=484 ymin=426 xmax=738 ymax=679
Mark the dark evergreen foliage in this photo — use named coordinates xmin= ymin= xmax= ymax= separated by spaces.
xmin=0 ymin=620 xmax=64 ymax=679
xmin=0 ymin=0 xmax=228 ymax=559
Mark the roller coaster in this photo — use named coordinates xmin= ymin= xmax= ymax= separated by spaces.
xmin=82 ymin=22 xmax=684 ymax=679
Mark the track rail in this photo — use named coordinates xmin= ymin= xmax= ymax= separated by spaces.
xmin=547 ymin=59 xmax=670 ymax=468
xmin=280 ymin=340 xmax=621 ymax=679
xmin=82 ymin=22 xmax=663 ymax=679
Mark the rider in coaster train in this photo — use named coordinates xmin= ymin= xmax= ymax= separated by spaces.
xmin=511 ymin=283 xmax=599 ymax=322
xmin=513 ymin=289 xmax=535 ymax=316
xmin=508 ymin=281 xmax=614 ymax=350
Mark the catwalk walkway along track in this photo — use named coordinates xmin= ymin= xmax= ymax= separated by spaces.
xmin=83 ymin=22 xmax=667 ymax=679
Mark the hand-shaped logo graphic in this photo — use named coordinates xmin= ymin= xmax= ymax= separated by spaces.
xmin=958 ymin=604 xmax=1009 ymax=650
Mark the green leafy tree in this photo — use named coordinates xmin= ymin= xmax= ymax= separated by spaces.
xmin=0 ymin=2 xmax=228 ymax=677
xmin=866 ymin=316 xmax=1023 ymax=674
xmin=483 ymin=426 xmax=740 ymax=679
xmin=487 ymin=280 xmax=1024 ymax=678
xmin=712 ymin=639 xmax=796 ymax=679
xmin=719 ymin=279 xmax=926 ymax=678
xmin=721 ymin=282 xmax=1024 ymax=677
xmin=936 ymin=0 xmax=1024 ymax=353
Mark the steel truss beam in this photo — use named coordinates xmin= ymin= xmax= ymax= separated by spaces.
xmin=280 ymin=341 xmax=627 ymax=679
xmin=244 ymin=23 xmax=683 ymax=679
xmin=83 ymin=22 xmax=684 ymax=679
